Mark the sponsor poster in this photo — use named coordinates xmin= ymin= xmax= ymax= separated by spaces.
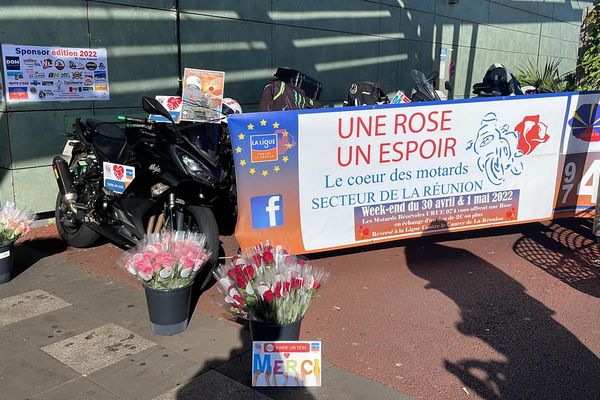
xmin=229 ymin=92 xmax=600 ymax=254
xmin=180 ymin=68 xmax=224 ymax=122
xmin=103 ymin=162 xmax=135 ymax=194
xmin=1 ymin=44 xmax=109 ymax=103
xmin=148 ymin=95 xmax=182 ymax=123
xmin=252 ymin=341 xmax=321 ymax=387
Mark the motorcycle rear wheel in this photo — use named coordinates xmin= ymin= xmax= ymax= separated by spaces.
xmin=55 ymin=193 xmax=100 ymax=248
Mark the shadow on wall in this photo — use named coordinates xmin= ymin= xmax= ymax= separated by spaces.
xmin=406 ymin=220 xmax=600 ymax=399
xmin=0 ymin=0 xmax=590 ymax=210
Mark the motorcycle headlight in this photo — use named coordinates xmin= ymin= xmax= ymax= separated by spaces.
xmin=177 ymin=151 xmax=215 ymax=185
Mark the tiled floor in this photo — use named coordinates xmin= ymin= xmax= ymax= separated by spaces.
xmin=0 ymin=251 xmax=412 ymax=400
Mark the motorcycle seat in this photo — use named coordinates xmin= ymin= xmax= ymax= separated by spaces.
xmin=85 ymin=119 xmax=129 ymax=164
xmin=86 ymin=119 xmax=125 ymax=139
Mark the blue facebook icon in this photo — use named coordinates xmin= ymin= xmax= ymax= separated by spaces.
xmin=250 ymin=195 xmax=284 ymax=229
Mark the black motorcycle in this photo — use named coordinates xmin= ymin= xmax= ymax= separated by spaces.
xmin=410 ymin=69 xmax=444 ymax=102
xmin=472 ymin=63 xmax=524 ymax=97
xmin=52 ymin=97 xmax=236 ymax=289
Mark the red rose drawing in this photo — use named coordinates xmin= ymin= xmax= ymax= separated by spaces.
xmin=113 ymin=165 xmax=124 ymax=180
xmin=514 ymin=115 xmax=549 ymax=155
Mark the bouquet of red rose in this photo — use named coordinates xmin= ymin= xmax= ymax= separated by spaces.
xmin=121 ymin=231 xmax=211 ymax=290
xmin=213 ymin=242 xmax=328 ymax=324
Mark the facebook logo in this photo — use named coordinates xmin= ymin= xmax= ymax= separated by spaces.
xmin=251 ymin=195 xmax=283 ymax=229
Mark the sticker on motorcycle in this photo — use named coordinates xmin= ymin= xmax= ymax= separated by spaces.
xmin=103 ymin=162 xmax=135 ymax=194
xmin=62 ymin=140 xmax=79 ymax=157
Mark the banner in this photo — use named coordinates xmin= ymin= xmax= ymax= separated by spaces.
xmin=1 ymin=44 xmax=109 ymax=102
xmin=229 ymin=92 xmax=600 ymax=254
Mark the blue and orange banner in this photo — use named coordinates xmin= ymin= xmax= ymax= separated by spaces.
xmin=229 ymin=92 xmax=600 ymax=254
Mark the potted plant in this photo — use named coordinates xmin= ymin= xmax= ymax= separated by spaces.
xmin=0 ymin=201 xmax=36 ymax=284
xmin=121 ymin=231 xmax=211 ymax=335
xmin=213 ymin=242 xmax=328 ymax=341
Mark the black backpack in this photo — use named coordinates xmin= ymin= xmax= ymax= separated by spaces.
xmin=258 ymin=80 xmax=320 ymax=112
xmin=343 ymin=82 xmax=389 ymax=106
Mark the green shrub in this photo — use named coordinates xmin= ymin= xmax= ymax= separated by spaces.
xmin=517 ymin=58 xmax=573 ymax=93
xmin=577 ymin=3 xmax=600 ymax=91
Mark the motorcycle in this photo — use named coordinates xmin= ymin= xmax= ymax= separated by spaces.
xmin=409 ymin=69 xmax=452 ymax=102
xmin=472 ymin=63 xmax=523 ymax=97
xmin=52 ymin=97 xmax=238 ymax=290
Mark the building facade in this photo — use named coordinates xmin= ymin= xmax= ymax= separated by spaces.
xmin=0 ymin=0 xmax=594 ymax=212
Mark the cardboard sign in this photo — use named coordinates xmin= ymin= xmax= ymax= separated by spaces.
xmin=180 ymin=68 xmax=224 ymax=122
xmin=103 ymin=162 xmax=135 ymax=194
xmin=148 ymin=95 xmax=182 ymax=123
xmin=252 ymin=341 xmax=322 ymax=387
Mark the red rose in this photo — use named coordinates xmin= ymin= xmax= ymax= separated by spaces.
xmin=263 ymin=289 xmax=274 ymax=303
xmin=263 ymin=251 xmax=274 ymax=264
xmin=291 ymin=277 xmax=303 ymax=289
xmin=233 ymin=294 xmax=245 ymax=304
xmin=313 ymin=280 xmax=321 ymax=290
xmin=226 ymin=269 xmax=237 ymax=281
xmin=243 ymin=265 xmax=255 ymax=280
xmin=274 ymin=282 xmax=282 ymax=298
xmin=234 ymin=265 xmax=243 ymax=276
xmin=235 ymin=276 xmax=246 ymax=288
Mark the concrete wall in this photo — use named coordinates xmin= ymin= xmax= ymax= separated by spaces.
xmin=0 ymin=0 xmax=594 ymax=213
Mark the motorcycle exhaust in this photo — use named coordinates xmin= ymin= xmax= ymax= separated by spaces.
xmin=52 ymin=156 xmax=78 ymax=214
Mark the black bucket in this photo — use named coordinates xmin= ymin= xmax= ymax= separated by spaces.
xmin=144 ymin=284 xmax=193 ymax=336
xmin=0 ymin=244 xmax=13 ymax=284
xmin=249 ymin=318 xmax=302 ymax=341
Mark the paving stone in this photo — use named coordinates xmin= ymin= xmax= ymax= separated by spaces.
xmin=88 ymin=346 xmax=200 ymax=400
xmin=0 ymin=349 xmax=80 ymax=399
xmin=0 ymin=289 xmax=70 ymax=328
xmin=41 ymin=323 xmax=156 ymax=376
xmin=28 ymin=376 xmax=120 ymax=400
xmin=0 ymin=326 xmax=38 ymax=362
xmin=48 ymin=275 xmax=146 ymax=329
xmin=0 ymin=255 xmax=89 ymax=298
xmin=152 ymin=370 xmax=270 ymax=400
xmin=8 ymin=305 xmax=106 ymax=347
xmin=150 ymin=314 xmax=250 ymax=368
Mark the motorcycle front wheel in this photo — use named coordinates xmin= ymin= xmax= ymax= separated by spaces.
xmin=55 ymin=193 xmax=100 ymax=247
xmin=183 ymin=205 xmax=220 ymax=291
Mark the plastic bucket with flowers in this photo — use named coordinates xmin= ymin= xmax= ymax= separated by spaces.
xmin=0 ymin=201 xmax=36 ymax=283
xmin=213 ymin=242 xmax=328 ymax=342
xmin=121 ymin=231 xmax=211 ymax=335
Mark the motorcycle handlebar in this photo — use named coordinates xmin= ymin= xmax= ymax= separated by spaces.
xmin=117 ymin=115 xmax=155 ymax=125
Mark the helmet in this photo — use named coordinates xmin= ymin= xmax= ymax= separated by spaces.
xmin=222 ymin=98 xmax=242 ymax=115
xmin=185 ymin=75 xmax=202 ymax=90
